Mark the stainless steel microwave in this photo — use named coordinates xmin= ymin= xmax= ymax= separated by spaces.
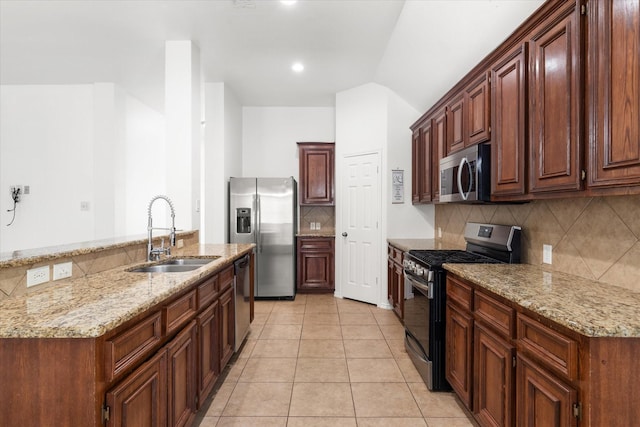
xmin=439 ymin=143 xmax=491 ymax=203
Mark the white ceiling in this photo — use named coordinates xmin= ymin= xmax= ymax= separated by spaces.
xmin=0 ymin=0 xmax=544 ymax=113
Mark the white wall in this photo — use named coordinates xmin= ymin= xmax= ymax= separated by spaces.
xmin=335 ymin=82 xmax=434 ymax=308
xmin=242 ymin=107 xmax=336 ymax=179
xmin=0 ymin=84 xmax=166 ymax=253
xmin=202 ymin=82 xmax=242 ymax=244
xmin=0 ymin=85 xmax=95 ymax=252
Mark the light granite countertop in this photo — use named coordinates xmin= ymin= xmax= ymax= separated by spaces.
xmin=0 ymin=243 xmax=254 ymax=339
xmin=387 ymin=238 xmax=465 ymax=252
xmin=444 ymin=263 xmax=640 ymax=338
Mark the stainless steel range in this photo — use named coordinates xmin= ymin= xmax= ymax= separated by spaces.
xmin=403 ymin=222 xmax=522 ymax=391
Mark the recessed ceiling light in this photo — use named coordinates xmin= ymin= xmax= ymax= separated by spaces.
xmin=281 ymin=0 xmax=297 ymax=5
xmin=292 ymin=62 xmax=304 ymax=73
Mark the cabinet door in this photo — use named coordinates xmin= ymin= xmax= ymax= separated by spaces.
xmin=297 ymin=237 xmax=335 ymax=292
xmin=167 ymin=321 xmax=197 ymax=427
xmin=392 ymin=262 xmax=404 ymax=320
xmin=411 ymin=129 xmax=421 ymax=203
xmin=447 ymin=94 xmax=466 ymax=155
xmin=491 ymin=43 xmax=528 ymax=198
xmin=466 ymin=72 xmax=491 ymax=145
xmin=419 ymin=123 xmax=433 ymax=202
xmin=445 ymin=302 xmax=474 ymax=410
xmin=516 ymin=353 xmax=578 ymax=427
xmin=529 ymin=2 xmax=583 ymax=193
xmin=474 ymin=322 xmax=515 ymax=427
xmin=387 ymin=258 xmax=396 ymax=306
xmin=432 ymin=107 xmax=446 ymax=201
xmin=196 ymin=301 xmax=219 ymax=408
xmin=219 ymin=287 xmax=235 ymax=369
xmin=298 ymin=143 xmax=335 ymax=205
xmin=588 ymin=0 xmax=640 ymax=188
xmin=106 ymin=351 xmax=167 ymax=427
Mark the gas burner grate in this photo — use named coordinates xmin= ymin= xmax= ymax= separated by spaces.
xmin=408 ymin=249 xmax=502 ymax=267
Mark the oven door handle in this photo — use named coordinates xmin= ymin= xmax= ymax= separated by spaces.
xmin=404 ymin=273 xmax=434 ymax=299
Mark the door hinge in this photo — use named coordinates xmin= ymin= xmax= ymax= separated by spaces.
xmin=573 ymin=402 xmax=582 ymax=419
xmin=581 ymin=169 xmax=586 ymax=180
xmin=512 ymin=356 xmax=517 ymax=368
xmin=102 ymin=405 xmax=110 ymax=423
xmin=580 ymin=4 xmax=587 ymax=15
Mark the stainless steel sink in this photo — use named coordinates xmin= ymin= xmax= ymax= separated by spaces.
xmin=127 ymin=257 xmax=220 ymax=273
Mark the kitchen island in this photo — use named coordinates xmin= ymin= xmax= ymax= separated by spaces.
xmin=0 ymin=241 xmax=254 ymax=427
xmin=443 ymin=263 xmax=640 ymax=427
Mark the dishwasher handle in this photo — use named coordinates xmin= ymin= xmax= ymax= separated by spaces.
xmin=234 ymin=254 xmax=250 ymax=272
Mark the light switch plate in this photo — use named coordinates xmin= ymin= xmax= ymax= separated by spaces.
xmin=543 ymin=244 xmax=552 ymax=264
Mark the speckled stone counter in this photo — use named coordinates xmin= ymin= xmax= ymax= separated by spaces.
xmin=297 ymin=233 xmax=335 ymax=237
xmin=444 ymin=263 xmax=640 ymax=338
xmin=387 ymin=238 xmax=464 ymax=252
xmin=0 ymin=243 xmax=254 ymax=339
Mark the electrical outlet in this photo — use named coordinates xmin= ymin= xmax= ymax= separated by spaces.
xmin=310 ymin=222 xmax=316 ymax=230
xmin=53 ymin=262 xmax=73 ymax=281
xmin=177 ymin=239 xmax=184 ymax=249
xmin=316 ymin=222 xmax=321 ymax=230
xmin=543 ymin=244 xmax=553 ymax=264
xmin=27 ymin=266 xmax=50 ymax=287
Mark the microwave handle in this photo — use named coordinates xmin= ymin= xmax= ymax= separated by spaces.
xmin=457 ymin=157 xmax=472 ymax=201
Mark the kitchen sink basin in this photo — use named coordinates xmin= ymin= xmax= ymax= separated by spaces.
xmin=127 ymin=257 xmax=220 ymax=273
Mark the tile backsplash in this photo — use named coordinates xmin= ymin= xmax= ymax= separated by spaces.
xmin=435 ymin=195 xmax=640 ymax=293
xmin=299 ymin=206 xmax=335 ymax=234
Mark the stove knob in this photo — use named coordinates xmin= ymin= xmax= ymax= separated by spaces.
xmin=415 ymin=267 xmax=424 ymax=277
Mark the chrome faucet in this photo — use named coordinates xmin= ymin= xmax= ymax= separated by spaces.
xmin=147 ymin=195 xmax=177 ymax=261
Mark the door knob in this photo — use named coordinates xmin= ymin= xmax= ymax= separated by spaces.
xmin=342 ymin=232 xmax=348 ymax=237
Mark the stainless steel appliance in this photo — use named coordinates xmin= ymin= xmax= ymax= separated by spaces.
xmin=403 ymin=222 xmax=521 ymax=391
xmin=234 ymin=253 xmax=251 ymax=351
xmin=439 ymin=143 xmax=491 ymax=203
xmin=229 ymin=177 xmax=297 ymax=299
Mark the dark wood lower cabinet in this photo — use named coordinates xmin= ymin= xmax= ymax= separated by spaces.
xmin=474 ymin=322 xmax=514 ymax=427
xmin=297 ymin=236 xmax=335 ymax=292
xmin=387 ymin=244 xmax=404 ymax=320
xmin=196 ymin=301 xmax=220 ymax=408
xmin=445 ymin=301 xmax=474 ymax=409
xmin=516 ymin=353 xmax=577 ymax=427
xmin=167 ymin=321 xmax=197 ymax=427
xmin=219 ymin=286 xmax=235 ymax=368
xmin=106 ymin=350 xmax=168 ymax=427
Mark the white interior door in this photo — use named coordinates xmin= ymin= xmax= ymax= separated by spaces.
xmin=340 ymin=152 xmax=380 ymax=305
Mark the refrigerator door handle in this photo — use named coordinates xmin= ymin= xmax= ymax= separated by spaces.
xmin=255 ymin=194 xmax=261 ymax=253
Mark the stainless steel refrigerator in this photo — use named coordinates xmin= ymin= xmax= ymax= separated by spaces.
xmin=229 ymin=177 xmax=297 ymax=299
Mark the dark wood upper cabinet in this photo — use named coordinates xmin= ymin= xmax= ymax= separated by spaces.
xmin=447 ymin=93 xmax=466 ymax=155
xmin=298 ymin=142 xmax=335 ymax=206
xmin=588 ymin=0 xmax=640 ymax=188
xmin=432 ymin=107 xmax=446 ymax=201
xmin=491 ymin=43 xmax=529 ymax=199
xmin=420 ymin=122 xmax=433 ymax=202
xmin=411 ymin=129 xmax=421 ymax=203
xmin=529 ymin=1 xmax=583 ymax=194
xmin=466 ymin=72 xmax=492 ymax=146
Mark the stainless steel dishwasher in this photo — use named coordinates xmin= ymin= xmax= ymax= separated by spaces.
xmin=234 ymin=253 xmax=251 ymax=351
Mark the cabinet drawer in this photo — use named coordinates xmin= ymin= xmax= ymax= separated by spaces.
xmin=164 ymin=289 xmax=197 ymax=335
xmin=197 ymin=274 xmax=219 ymax=309
xmin=390 ymin=245 xmax=403 ymax=265
xmin=517 ymin=313 xmax=577 ymax=380
xmin=219 ymin=265 xmax=234 ymax=292
xmin=447 ymin=276 xmax=473 ymax=311
xmin=474 ymin=291 xmax=514 ymax=338
xmin=299 ymin=237 xmax=334 ymax=251
xmin=105 ymin=311 xmax=163 ymax=381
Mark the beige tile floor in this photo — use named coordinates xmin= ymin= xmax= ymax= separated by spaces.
xmin=196 ymin=294 xmax=476 ymax=427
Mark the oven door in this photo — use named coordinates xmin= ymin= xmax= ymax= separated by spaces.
xmin=403 ymin=272 xmax=432 ymax=360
